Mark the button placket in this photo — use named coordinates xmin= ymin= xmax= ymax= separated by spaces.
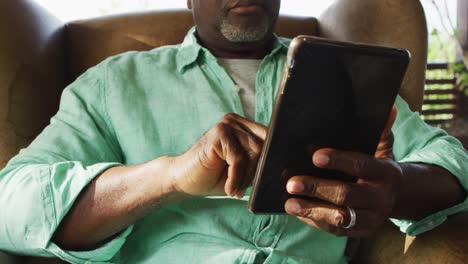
xmin=254 ymin=215 xmax=288 ymax=249
xmin=202 ymin=58 xmax=245 ymax=116
xmin=216 ymin=63 xmax=244 ymax=114
xmin=256 ymin=55 xmax=282 ymax=126
xmin=255 ymin=65 xmax=268 ymax=125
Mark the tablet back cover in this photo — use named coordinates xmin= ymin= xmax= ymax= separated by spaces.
xmin=248 ymin=36 xmax=410 ymax=213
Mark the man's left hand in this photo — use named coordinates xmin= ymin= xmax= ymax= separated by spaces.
xmin=284 ymin=107 xmax=402 ymax=237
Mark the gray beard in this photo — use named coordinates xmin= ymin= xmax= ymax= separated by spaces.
xmin=220 ymin=16 xmax=270 ymax=43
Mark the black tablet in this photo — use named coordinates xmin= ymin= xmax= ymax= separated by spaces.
xmin=248 ymin=36 xmax=410 ymax=213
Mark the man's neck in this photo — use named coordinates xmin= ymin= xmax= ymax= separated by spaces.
xmin=195 ymin=32 xmax=275 ymax=59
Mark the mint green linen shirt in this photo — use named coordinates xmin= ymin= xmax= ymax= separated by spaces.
xmin=1 ymin=28 xmax=467 ymax=264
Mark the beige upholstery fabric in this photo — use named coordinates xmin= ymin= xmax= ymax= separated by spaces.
xmin=319 ymin=0 xmax=428 ymax=112
xmin=0 ymin=252 xmax=21 ymax=264
xmin=66 ymin=11 xmax=317 ymax=82
xmin=0 ymin=0 xmax=66 ymax=167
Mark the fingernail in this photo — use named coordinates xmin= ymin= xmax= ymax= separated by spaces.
xmin=236 ymin=189 xmax=246 ymax=199
xmin=287 ymin=180 xmax=304 ymax=193
xmin=285 ymin=200 xmax=301 ymax=214
xmin=314 ymin=153 xmax=330 ymax=167
xmin=230 ymin=189 xmax=237 ymax=198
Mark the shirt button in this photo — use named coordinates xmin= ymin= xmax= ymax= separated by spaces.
xmin=233 ymin=85 xmax=241 ymax=93
xmin=256 ymin=235 xmax=274 ymax=248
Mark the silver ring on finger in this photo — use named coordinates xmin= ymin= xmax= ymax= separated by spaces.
xmin=342 ymin=206 xmax=356 ymax=229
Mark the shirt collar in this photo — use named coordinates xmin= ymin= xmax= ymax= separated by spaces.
xmin=176 ymin=27 xmax=289 ymax=73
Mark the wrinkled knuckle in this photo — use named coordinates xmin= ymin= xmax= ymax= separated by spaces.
xmin=335 ymin=186 xmax=350 ymax=206
xmin=248 ymin=148 xmax=261 ymax=161
xmin=306 ymin=180 xmax=317 ymax=196
xmin=332 ymin=209 xmax=347 ymax=228
xmin=222 ymin=113 xmax=238 ymax=123
xmin=300 ymin=207 xmax=315 ymax=219
xmin=213 ymin=123 xmax=229 ymax=136
xmin=246 ymin=149 xmax=256 ymax=160
xmin=353 ymin=157 xmax=369 ymax=174
xmin=245 ymin=135 xmax=263 ymax=155
xmin=248 ymin=134 xmax=261 ymax=146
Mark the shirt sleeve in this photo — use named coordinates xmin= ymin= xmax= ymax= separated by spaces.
xmin=390 ymin=96 xmax=468 ymax=236
xmin=0 ymin=62 xmax=132 ymax=263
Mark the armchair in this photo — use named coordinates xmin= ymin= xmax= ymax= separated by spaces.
xmin=0 ymin=0 xmax=467 ymax=263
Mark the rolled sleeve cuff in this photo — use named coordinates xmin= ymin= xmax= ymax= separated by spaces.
xmin=38 ymin=162 xmax=132 ymax=263
xmin=390 ymin=198 xmax=468 ymax=236
xmin=390 ymin=139 xmax=468 ymax=236
xmin=48 ymin=226 xmax=133 ymax=264
xmin=0 ymin=161 xmax=128 ymax=258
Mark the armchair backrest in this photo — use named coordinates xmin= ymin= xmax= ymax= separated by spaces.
xmin=66 ymin=11 xmax=318 ymax=82
xmin=319 ymin=0 xmax=428 ymax=116
xmin=0 ymin=0 xmax=65 ymax=167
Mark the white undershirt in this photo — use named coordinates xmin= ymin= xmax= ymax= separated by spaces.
xmin=218 ymin=58 xmax=262 ymax=121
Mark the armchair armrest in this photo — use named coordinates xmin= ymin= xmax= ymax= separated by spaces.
xmin=0 ymin=253 xmax=66 ymax=264
xmin=353 ymin=212 xmax=468 ymax=263
xmin=0 ymin=252 xmax=22 ymax=264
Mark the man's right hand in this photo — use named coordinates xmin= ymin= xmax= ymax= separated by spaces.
xmin=169 ymin=113 xmax=267 ymax=198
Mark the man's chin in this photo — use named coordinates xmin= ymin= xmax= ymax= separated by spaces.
xmin=221 ymin=26 xmax=269 ymax=43
xmin=220 ymin=17 xmax=271 ymax=43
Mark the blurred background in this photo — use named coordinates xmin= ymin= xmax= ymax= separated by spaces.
xmin=32 ymin=0 xmax=468 ymax=144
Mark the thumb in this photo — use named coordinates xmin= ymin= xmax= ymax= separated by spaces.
xmin=375 ymin=106 xmax=397 ymax=159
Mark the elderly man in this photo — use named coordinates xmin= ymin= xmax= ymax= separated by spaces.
xmin=1 ymin=0 xmax=467 ymax=263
